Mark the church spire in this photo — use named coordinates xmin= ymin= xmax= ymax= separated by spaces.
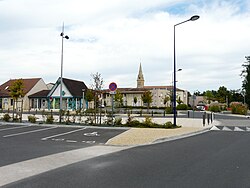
xmin=137 ymin=63 xmax=144 ymax=88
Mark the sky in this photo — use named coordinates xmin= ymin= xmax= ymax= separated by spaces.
xmin=0 ymin=0 xmax=249 ymax=93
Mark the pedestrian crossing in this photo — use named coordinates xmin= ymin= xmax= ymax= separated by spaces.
xmin=210 ymin=126 xmax=250 ymax=132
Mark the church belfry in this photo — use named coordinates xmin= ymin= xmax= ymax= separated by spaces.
xmin=137 ymin=63 xmax=144 ymax=88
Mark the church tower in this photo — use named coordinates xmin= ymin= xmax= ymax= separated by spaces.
xmin=137 ymin=63 xmax=144 ymax=88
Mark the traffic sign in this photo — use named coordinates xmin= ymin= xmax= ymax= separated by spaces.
xmin=109 ymin=82 xmax=117 ymax=91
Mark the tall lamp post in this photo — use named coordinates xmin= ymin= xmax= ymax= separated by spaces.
xmin=171 ymin=68 xmax=182 ymax=110
xmin=59 ymin=23 xmax=69 ymax=123
xmin=173 ymin=15 xmax=199 ymax=127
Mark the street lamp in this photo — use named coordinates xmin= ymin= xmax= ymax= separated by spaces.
xmin=173 ymin=15 xmax=199 ymax=127
xmin=59 ymin=23 xmax=69 ymax=123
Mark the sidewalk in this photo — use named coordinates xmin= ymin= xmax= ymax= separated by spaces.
xmin=107 ymin=118 xmax=219 ymax=146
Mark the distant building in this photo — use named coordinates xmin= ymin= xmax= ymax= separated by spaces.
xmin=102 ymin=64 xmax=188 ymax=108
xmin=0 ymin=78 xmax=48 ymax=111
xmin=29 ymin=78 xmax=88 ymax=110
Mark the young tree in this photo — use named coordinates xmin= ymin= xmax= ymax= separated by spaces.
xmin=163 ymin=95 xmax=170 ymax=107
xmin=141 ymin=90 xmax=152 ymax=112
xmin=9 ymin=79 xmax=24 ymax=121
xmin=114 ymin=90 xmax=123 ymax=107
xmin=241 ymin=56 xmax=250 ymax=107
xmin=85 ymin=89 xmax=94 ymax=109
xmin=90 ymin=72 xmax=104 ymax=124
xmin=204 ymin=90 xmax=214 ymax=104
xmin=176 ymin=96 xmax=183 ymax=105
xmin=133 ymin=96 xmax=137 ymax=106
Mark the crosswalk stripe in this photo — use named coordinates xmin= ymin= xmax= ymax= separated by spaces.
xmin=210 ymin=126 xmax=250 ymax=132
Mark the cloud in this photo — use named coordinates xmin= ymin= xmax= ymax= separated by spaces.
xmin=0 ymin=0 xmax=249 ymax=93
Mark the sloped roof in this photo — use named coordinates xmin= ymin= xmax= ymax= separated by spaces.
xmin=62 ymin=78 xmax=88 ymax=97
xmin=0 ymin=78 xmax=41 ymax=97
xmin=28 ymin=90 xmax=50 ymax=98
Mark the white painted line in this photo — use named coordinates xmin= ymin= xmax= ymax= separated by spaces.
xmin=84 ymin=132 xmax=100 ymax=136
xmin=66 ymin=140 xmax=77 ymax=143
xmin=0 ymin=145 xmax=131 ymax=187
xmin=86 ymin=141 xmax=96 ymax=144
xmin=41 ymin=127 xmax=87 ymax=140
xmin=52 ymin=138 xmax=65 ymax=141
xmin=3 ymin=127 xmax=57 ymax=138
xmin=0 ymin=125 xmax=31 ymax=132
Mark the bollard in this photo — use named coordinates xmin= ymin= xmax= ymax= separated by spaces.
xmin=164 ymin=111 xmax=166 ymax=117
xmin=152 ymin=111 xmax=153 ymax=117
xmin=203 ymin=113 xmax=206 ymax=126
xmin=211 ymin=113 xmax=213 ymax=123
xmin=207 ymin=113 xmax=210 ymax=125
xmin=188 ymin=110 xmax=190 ymax=118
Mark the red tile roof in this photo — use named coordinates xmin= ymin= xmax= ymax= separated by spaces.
xmin=0 ymin=78 xmax=41 ymax=97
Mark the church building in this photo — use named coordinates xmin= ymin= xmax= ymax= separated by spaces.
xmin=102 ymin=64 xmax=188 ymax=108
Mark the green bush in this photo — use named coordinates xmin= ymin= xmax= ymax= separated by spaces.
xmin=3 ymin=114 xmax=11 ymax=122
xmin=28 ymin=115 xmax=36 ymax=123
xmin=46 ymin=115 xmax=54 ymax=124
xmin=165 ymin=107 xmax=173 ymax=114
xmin=176 ymin=104 xmax=188 ymax=110
xmin=126 ymin=120 xmax=141 ymax=127
xmin=231 ymin=103 xmax=247 ymax=115
xmin=209 ymin=105 xmax=221 ymax=112
xmin=114 ymin=118 xmax=123 ymax=125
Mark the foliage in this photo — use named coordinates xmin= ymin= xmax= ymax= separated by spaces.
xmin=28 ymin=115 xmax=36 ymax=123
xmin=176 ymin=104 xmax=188 ymax=110
xmin=165 ymin=107 xmax=173 ymax=114
xmin=114 ymin=90 xmax=123 ymax=107
xmin=231 ymin=102 xmax=248 ymax=115
xmin=114 ymin=118 xmax=122 ymax=125
xmin=85 ymin=90 xmax=94 ymax=102
xmin=46 ymin=114 xmax=54 ymax=124
xmin=141 ymin=90 xmax=153 ymax=111
xmin=3 ymin=114 xmax=11 ymax=122
xmin=241 ymin=56 xmax=250 ymax=107
xmin=133 ymin=97 xmax=137 ymax=106
xmin=9 ymin=79 xmax=25 ymax=100
xmin=176 ymin=96 xmax=183 ymax=105
xmin=208 ymin=105 xmax=221 ymax=112
xmin=163 ymin=95 xmax=170 ymax=107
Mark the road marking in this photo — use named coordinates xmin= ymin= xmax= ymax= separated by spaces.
xmin=3 ymin=127 xmax=57 ymax=138
xmin=84 ymin=132 xmax=100 ymax=136
xmin=0 ymin=145 xmax=131 ymax=187
xmin=66 ymin=140 xmax=77 ymax=143
xmin=0 ymin=125 xmax=31 ymax=132
xmin=41 ymin=127 xmax=87 ymax=140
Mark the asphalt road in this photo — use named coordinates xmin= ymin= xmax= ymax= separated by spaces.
xmin=2 ymin=113 xmax=250 ymax=187
xmin=0 ymin=124 xmax=127 ymax=166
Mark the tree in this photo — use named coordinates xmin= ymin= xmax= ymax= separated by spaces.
xmin=204 ymin=90 xmax=214 ymax=104
xmin=9 ymin=79 xmax=24 ymax=121
xmin=141 ymin=90 xmax=152 ymax=112
xmin=90 ymin=72 xmax=104 ymax=124
xmin=133 ymin=97 xmax=137 ymax=106
xmin=85 ymin=89 xmax=94 ymax=109
xmin=216 ymin=86 xmax=229 ymax=103
xmin=176 ymin=96 xmax=183 ymax=105
xmin=163 ymin=95 xmax=170 ymax=107
xmin=114 ymin=90 xmax=123 ymax=107
xmin=241 ymin=56 xmax=250 ymax=107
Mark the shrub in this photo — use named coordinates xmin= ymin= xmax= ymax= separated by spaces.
xmin=231 ymin=103 xmax=247 ymax=115
xmin=28 ymin=115 xmax=36 ymax=123
xmin=114 ymin=118 xmax=123 ymax=126
xmin=46 ymin=115 xmax=54 ymax=124
xmin=165 ymin=107 xmax=173 ymax=114
xmin=209 ymin=105 xmax=221 ymax=112
xmin=176 ymin=104 xmax=188 ymax=110
xmin=3 ymin=114 xmax=11 ymax=122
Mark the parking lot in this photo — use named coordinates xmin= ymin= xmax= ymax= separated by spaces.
xmin=0 ymin=123 xmax=127 ymax=167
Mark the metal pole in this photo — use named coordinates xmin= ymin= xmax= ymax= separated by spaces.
xmin=59 ymin=23 xmax=64 ymax=123
xmin=112 ymin=94 xmax=114 ymax=126
xmin=173 ymin=25 xmax=177 ymax=127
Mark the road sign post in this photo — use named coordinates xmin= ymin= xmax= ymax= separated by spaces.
xmin=109 ymin=82 xmax=117 ymax=126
